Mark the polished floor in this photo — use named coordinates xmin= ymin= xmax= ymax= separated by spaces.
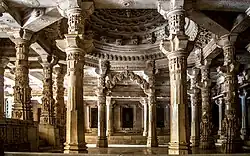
xmin=5 ymin=145 xmax=250 ymax=156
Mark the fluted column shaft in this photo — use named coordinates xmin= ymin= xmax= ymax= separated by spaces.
xmin=64 ymin=7 xmax=87 ymax=153
xmin=239 ymin=89 xmax=247 ymax=140
xmin=219 ymin=35 xmax=241 ymax=153
xmin=0 ymin=58 xmax=9 ymax=119
xmin=106 ymin=97 xmax=113 ymax=136
xmin=188 ymin=68 xmax=200 ymax=147
xmin=12 ymin=39 xmax=32 ymax=120
xmin=199 ymin=61 xmax=214 ymax=149
xmin=54 ymin=65 xmax=66 ymax=145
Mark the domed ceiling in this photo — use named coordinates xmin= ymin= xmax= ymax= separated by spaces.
xmin=85 ymin=9 xmax=199 ymax=62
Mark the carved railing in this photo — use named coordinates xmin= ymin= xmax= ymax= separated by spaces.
xmin=0 ymin=119 xmax=38 ymax=152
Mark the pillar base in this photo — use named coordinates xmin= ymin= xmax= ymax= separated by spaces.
xmin=96 ymin=136 xmax=108 ymax=148
xmin=39 ymin=124 xmax=59 ymax=148
xmin=106 ymin=130 xmax=113 ymax=137
xmin=143 ymin=131 xmax=148 ymax=137
xmin=64 ymin=143 xmax=87 ymax=154
xmin=199 ymin=140 xmax=215 ymax=149
xmin=221 ymin=139 xmax=242 ymax=153
xmin=168 ymin=142 xmax=190 ymax=155
xmin=190 ymin=137 xmax=199 ymax=147
xmin=147 ymin=137 xmax=158 ymax=147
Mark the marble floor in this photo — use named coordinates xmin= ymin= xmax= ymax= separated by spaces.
xmin=4 ymin=145 xmax=250 ymax=156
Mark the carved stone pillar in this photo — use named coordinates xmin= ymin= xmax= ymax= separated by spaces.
xmin=39 ymin=55 xmax=59 ymax=148
xmin=39 ymin=55 xmax=58 ymax=125
xmin=54 ymin=64 xmax=66 ymax=146
xmin=0 ymin=57 xmax=9 ymax=118
xmin=96 ymin=60 xmax=109 ymax=148
xmin=239 ymin=89 xmax=247 ymax=141
xmin=145 ymin=60 xmax=158 ymax=147
xmin=215 ymin=97 xmax=224 ymax=140
xmin=142 ymin=98 xmax=148 ymax=136
xmin=56 ymin=2 xmax=94 ymax=153
xmin=106 ymin=97 xmax=113 ymax=136
xmin=187 ymin=67 xmax=200 ymax=147
xmin=159 ymin=8 xmax=190 ymax=154
xmin=218 ymin=34 xmax=241 ymax=153
xmin=11 ymin=30 xmax=33 ymax=120
xmin=198 ymin=59 xmax=214 ymax=149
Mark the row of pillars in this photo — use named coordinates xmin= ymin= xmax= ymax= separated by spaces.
xmin=0 ymin=2 xmax=243 ymax=155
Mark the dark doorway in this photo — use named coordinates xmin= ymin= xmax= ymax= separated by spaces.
xmin=122 ymin=108 xmax=133 ymax=128
xmin=90 ymin=108 xmax=98 ymax=128
xmin=156 ymin=108 xmax=165 ymax=128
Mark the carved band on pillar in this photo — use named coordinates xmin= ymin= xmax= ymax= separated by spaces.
xmin=11 ymin=29 xmax=33 ymax=120
xmin=39 ymin=55 xmax=58 ymax=125
xmin=0 ymin=57 xmax=9 ymax=119
xmin=218 ymin=34 xmax=241 ymax=153
xmin=198 ymin=59 xmax=214 ymax=149
xmin=159 ymin=7 xmax=190 ymax=154
xmin=96 ymin=60 xmax=109 ymax=148
xmin=145 ymin=60 xmax=158 ymax=147
xmin=54 ymin=64 xmax=66 ymax=145
xmin=187 ymin=67 xmax=200 ymax=147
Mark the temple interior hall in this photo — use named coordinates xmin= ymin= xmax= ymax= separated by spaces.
xmin=0 ymin=0 xmax=250 ymax=155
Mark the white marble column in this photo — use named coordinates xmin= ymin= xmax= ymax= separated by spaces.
xmin=215 ymin=97 xmax=224 ymax=139
xmin=218 ymin=34 xmax=241 ymax=153
xmin=0 ymin=57 xmax=9 ymax=119
xmin=106 ymin=97 xmax=113 ymax=136
xmin=187 ymin=67 xmax=200 ymax=147
xmin=39 ymin=55 xmax=58 ymax=125
xmin=146 ymin=60 xmax=158 ymax=147
xmin=56 ymin=2 xmax=94 ymax=153
xmin=54 ymin=64 xmax=66 ymax=146
xmin=96 ymin=60 xmax=109 ymax=147
xmin=159 ymin=7 xmax=190 ymax=154
xmin=11 ymin=29 xmax=33 ymax=120
xmin=239 ymin=89 xmax=247 ymax=140
xmin=143 ymin=99 xmax=148 ymax=136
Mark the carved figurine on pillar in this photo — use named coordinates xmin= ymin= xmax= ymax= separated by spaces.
xmin=197 ymin=59 xmax=215 ymax=149
xmin=145 ymin=60 xmax=158 ymax=147
xmin=217 ymin=34 xmax=241 ymax=153
xmin=95 ymin=60 xmax=110 ymax=148
xmin=159 ymin=4 xmax=191 ymax=154
xmin=10 ymin=29 xmax=34 ymax=121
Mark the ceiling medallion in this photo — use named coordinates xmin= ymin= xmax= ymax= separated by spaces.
xmin=119 ymin=0 xmax=135 ymax=7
